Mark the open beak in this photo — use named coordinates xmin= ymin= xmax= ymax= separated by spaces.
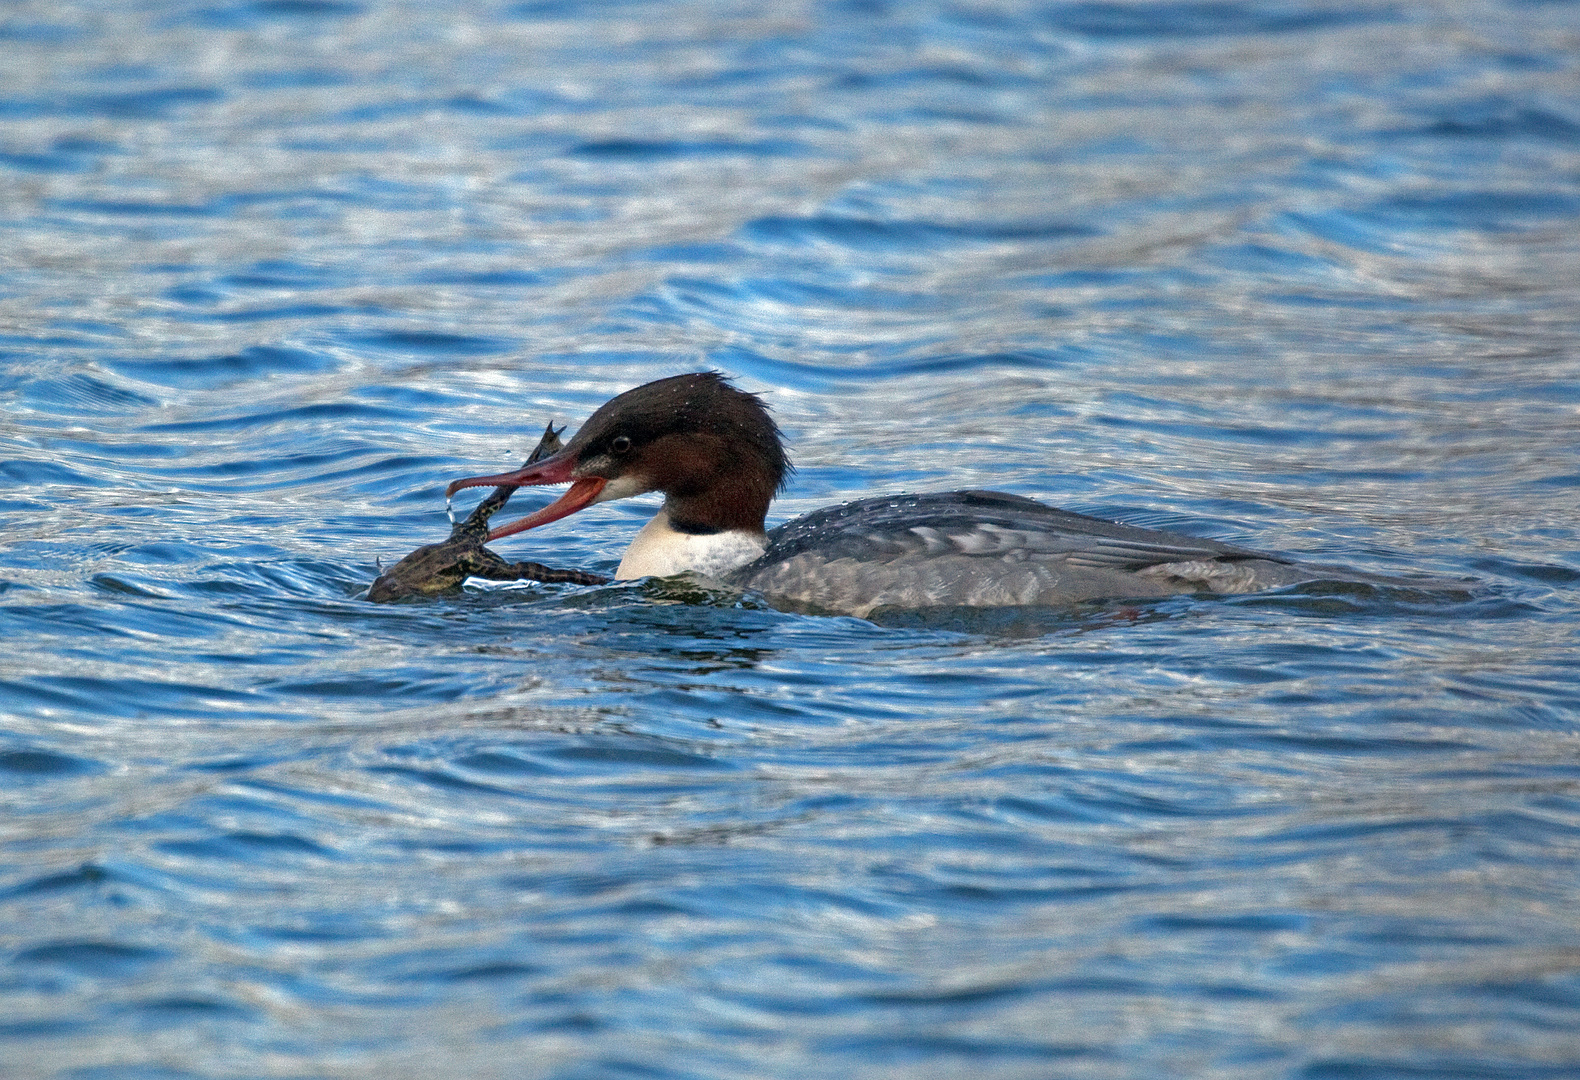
xmin=445 ymin=449 xmax=608 ymax=541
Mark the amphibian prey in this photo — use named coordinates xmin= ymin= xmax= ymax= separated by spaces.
xmin=368 ymin=422 xmax=610 ymax=602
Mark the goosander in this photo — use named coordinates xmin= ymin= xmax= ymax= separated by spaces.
xmin=445 ymin=373 xmax=1391 ymax=617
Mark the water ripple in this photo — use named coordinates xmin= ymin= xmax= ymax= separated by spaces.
xmin=2 ymin=1 xmax=1579 ymax=1077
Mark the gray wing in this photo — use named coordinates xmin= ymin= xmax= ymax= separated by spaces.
xmin=728 ymin=491 xmax=1313 ymax=616
xmin=747 ymin=490 xmax=1283 ymax=571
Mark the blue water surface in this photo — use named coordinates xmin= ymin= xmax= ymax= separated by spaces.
xmin=3 ymin=1 xmax=1579 ymax=1077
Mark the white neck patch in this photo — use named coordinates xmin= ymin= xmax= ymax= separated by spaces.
xmin=614 ymin=509 xmax=767 ymax=581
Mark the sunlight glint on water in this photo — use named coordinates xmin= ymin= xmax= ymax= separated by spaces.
xmin=1 ymin=2 xmax=1578 ymax=1078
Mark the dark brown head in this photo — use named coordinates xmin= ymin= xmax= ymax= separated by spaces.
xmin=446 ymin=373 xmax=792 ymax=540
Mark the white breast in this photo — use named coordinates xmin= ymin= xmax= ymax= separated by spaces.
xmin=614 ymin=509 xmax=767 ymax=581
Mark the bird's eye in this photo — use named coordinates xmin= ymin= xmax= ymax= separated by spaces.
xmin=610 ymin=435 xmax=632 ymax=455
